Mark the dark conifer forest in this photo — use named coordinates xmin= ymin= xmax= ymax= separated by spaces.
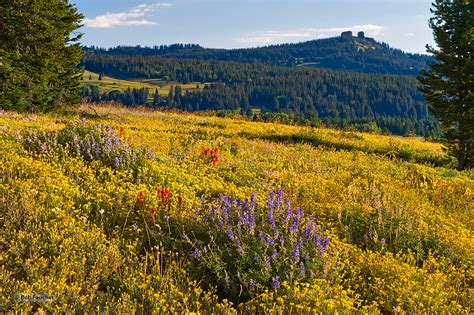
xmin=81 ymin=35 xmax=439 ymax=136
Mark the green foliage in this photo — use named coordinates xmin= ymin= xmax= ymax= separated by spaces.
xmin=0 ymin=0 xmax=83 ymax=112
xmin=418 ymin=0 xmax=474 ymax=169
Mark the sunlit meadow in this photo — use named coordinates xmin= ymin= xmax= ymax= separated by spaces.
xmin=0 ymin=104 xmax=472 ymax=313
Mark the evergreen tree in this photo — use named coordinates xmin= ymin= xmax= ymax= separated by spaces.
xmin=0 ymin=0 xmax=83 ymax=112
xmin=418 ymin=0 xmax=473 ymax=170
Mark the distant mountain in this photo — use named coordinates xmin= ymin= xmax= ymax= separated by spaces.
xmin=85 ymin=32 xmax=432 ymax=76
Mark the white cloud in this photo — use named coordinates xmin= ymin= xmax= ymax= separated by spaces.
xmin=84 ymin=3 xmax=172 ymax=28
xmin=237 ymin=24 xmax=386 ymax=45
xmin=404 ymin=32 xmax=416 ymax=37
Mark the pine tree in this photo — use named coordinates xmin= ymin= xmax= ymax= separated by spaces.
xmin=418 ymin=0 xmax=473 ymax=170
xmin=0 ymin=0 xmax=83 ymax=112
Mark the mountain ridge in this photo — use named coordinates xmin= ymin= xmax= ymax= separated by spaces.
xmin=85 ymin=32 xmax=433 ymax=76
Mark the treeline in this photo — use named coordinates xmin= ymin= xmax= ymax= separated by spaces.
xmin=81 ymin=53 xmax=439 ymax=136
xmin=80 ymin=85 xmax=150 ymax=106
xmin=84 ymin=36 xmax=431 ymax=76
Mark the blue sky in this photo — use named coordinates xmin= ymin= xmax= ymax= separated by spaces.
xmin=73 ymin=0 xmax=435 ymax=54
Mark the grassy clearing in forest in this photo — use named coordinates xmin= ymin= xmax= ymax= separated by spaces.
xmin=0 ymin=105 xmax=472 ymax=313
xmin=81 ymin=70 xmax=207 ymax=95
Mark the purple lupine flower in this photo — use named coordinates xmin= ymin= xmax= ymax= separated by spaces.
xmin=380 ymin=238 xmax=386 ymax=246
xmin=265 ymin=256 xmax=271 ymax=269
xmin=250 ymin=192 xmax=257 ymax=208
xmin=114 ymin=157 xmax=120 ymax=167
xmin=272 ymin=276 xmax=280 ymax=289
xmin=105 ymin=137 xmax=112 ymax=152
xmin=192 ymin=248 xmax=201 ymax=258
xmin=249 ymin=279 xmax=256 ymax=292
xmin=222 ymin=195 xmax=232 ymax=207
xmin=217 ymin=216 xmax=224 ymax=228
xmin=209 ymin=207 xmax=215 ymax=218
xmin=273 ymin=187 xmax=283 ymax=208
xmin=248 ymin=214 xmax=256 ymax=230
xmin=241 ymin=211 xmax=249 ymax=226
xmin=258 ymin=232 xmax=265 ymax=241
xmin=266 ymin=190 xmax=275 ymax=210
xmin=314 ymin=235 xmax=323 ymax=254
xmin=292 ymin=241 xmax=301 ymax=261
xmin=242 ymin=198 xmax=250 ymax=211
xmin=227 ymin=229 xmax=234 ymax=240
xmin=284 ymin=207 xmax=293 ymax=224
xmin=237 ymin=244 xmax=244 ymax=254
xmin=295 ymin=208 xmax=304 ymax=217
xmin=289 ymin=215 xmax=299 ymax=233
xmin=315 ymin=236 xmax=330 ymax=255
xmin=40 ymin=143 xmax=46 ymax=154
xmin=194 ymin=208 xmax=199 ymax=219
xmin=132 ymin=223 xmax=138 ymax=231
xmin=222 ymin=206 xmax=229 ymax=221
xmin=277 ymin=187 xmax=284 ymax=201
xmin=304 ymin=216 xmax=315 ymax=239
xmin=299 ymin=262 xmax=306 ymax=276
xmin=267 ymin=210 xmax=276 ymax=227
xmin=254 ymin=255 xmax=259 ymax=262
xmin=272 ymin=248 xmax=277 ymax=258
xmin=266 ymin=236 xmax=274 ymax=246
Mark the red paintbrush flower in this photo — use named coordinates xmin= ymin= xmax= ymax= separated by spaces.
xmin=211 ymin=147 xmax=219 ymax=166
xmin=158 ymin=187 xmax=171 ymax=207
xmin=150 ymin=207 xmax=155 ymax=224
xmin=119 ymin=126 xmax=125 ymax=138
xmin=136 ymin=191 xmax=145 ymax=209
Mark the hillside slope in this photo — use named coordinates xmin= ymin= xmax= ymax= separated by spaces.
xmin=1 ymin=105 xmax=472 ymax=313
xmin=86 ymin=33 xmax=432 ymax=76
xmin=81 ymin=54 xmax=439 ymax=137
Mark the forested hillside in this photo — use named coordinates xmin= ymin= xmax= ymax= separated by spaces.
xmin=85 ymin=33 xmax=432 ymax=75
xmin=81 ymin=52 xmax=438 ymax=136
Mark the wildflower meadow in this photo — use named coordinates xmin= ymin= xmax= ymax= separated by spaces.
xmin=0 ymin=104 xmax=472 ymax=313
